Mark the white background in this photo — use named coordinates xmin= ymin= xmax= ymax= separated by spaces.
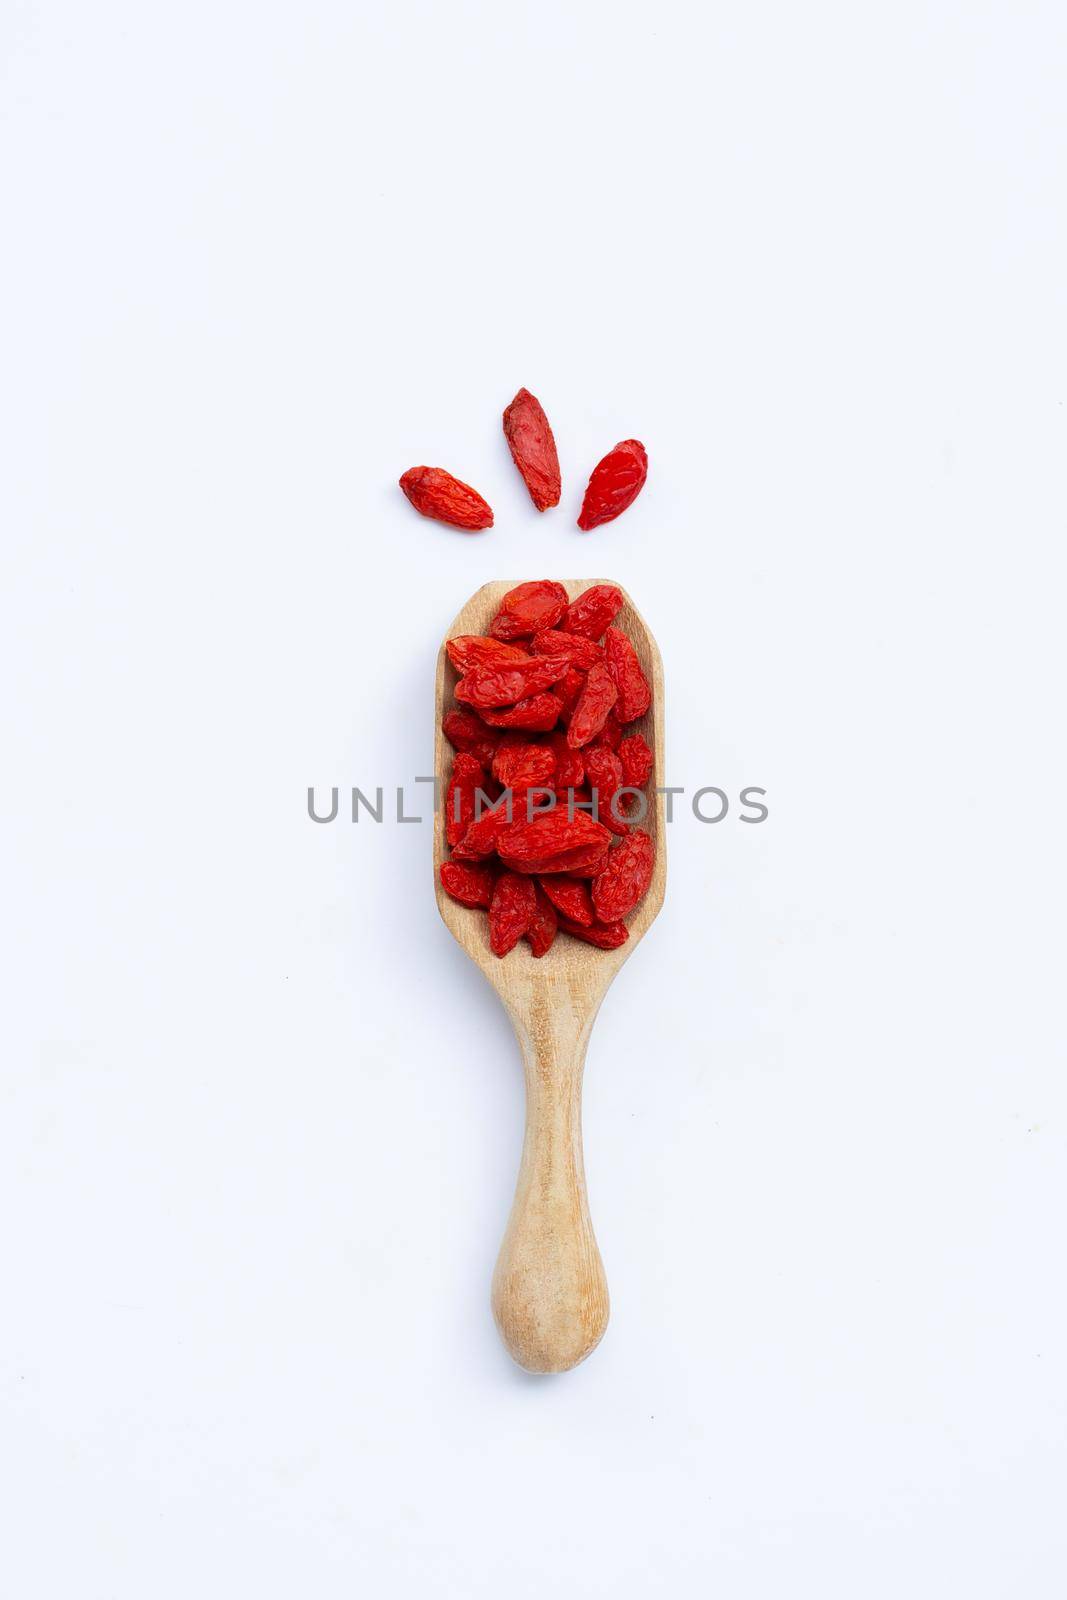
xmin=2 ymin=2 xmax=1065 ymax=1594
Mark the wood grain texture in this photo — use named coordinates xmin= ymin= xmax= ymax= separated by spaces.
xmin=433 ymin=581 xmax=666 ymax=1373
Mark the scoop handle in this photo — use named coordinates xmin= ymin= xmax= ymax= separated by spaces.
xmin=490 ymin=1002 xmax=609 ymax=1373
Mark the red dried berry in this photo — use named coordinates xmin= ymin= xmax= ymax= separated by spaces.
xmin=558 ymin=917 xmax=629 ymax=949
xmin=445 ymin=752 xmax=485 ymax=847
xmin=440 ymin=860 xmax=495 ymax=909
xmin=537 ymin=875 xmax=596 ymax=926
xmin=525 ymin=885 xmax=559 ymax=957
xmin=595 ymin=708 xmax=624 ymax=752
xmin=566 ymin=660 xmax=618 ymax=749
xmin=563 ymin=847 xmax=611 ymax=880
xmin=530 ymin=630 xmax=603 ymax=670
xmin=603 ymin=625 xmax=651 ymax=722
xmin=454 ymin=654 xmax=570 ymax=710
xmin=446 ymin=635 xmax=530 ymax=674
xmin=442 ymin=708 xmax=498 ymax=767
xmin=400 ymin=466 xmax=493 ymax=531
xmin=451 ymin=800 xmax=514 ymax=860
xmin=584 ymin=745 xmax=628 ymax=831
xmin=502 ymin=388 xmax=561 ymax=512
xmin=489 ymin=871 xmax=537 ymax=957
xmin=491 ymin=738 xmax=556 ymax=793
xmin=547 ymin=730 xmax=584 ymax=791
xmin=497 ymin=810 xmax=612 ymax=875
xmin=564 ymin=584 xmax=624 ymax=640
xmin=479 ymin=694 xmax=561 ymax=731
xmin=489 ymin=581 xmax=569 ymax=641
xmin=552 ymin=666 xmax=585 ymax=725
xmin=569 ymin=784 xmax=627 ymax=837
xmin=619 ymin=733 xmax=653 ymax=791
xmin=592 ymin=829 xmax=655 ymax=921
xmin=576 ymin=440 xmax=647 ymax=531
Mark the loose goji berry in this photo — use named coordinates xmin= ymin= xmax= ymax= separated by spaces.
xmin=537 ymin=875 xmax=595 ymax=926
xmin=502 ymin=388 xmax=561 ymax=512
xmin=583 ymin=745 xmax=622 ymax=793
xmin=489 ymin=580 xmax=569 ymax=641
xmin=562 ymin=847 xmax=611 ymax=879
xmin=497 ymin=810 xmax=612 ymax=875
xmin=566 ymin=659 xmax=618 ymax=749
xmin=592 ymin=829 xmax=654 ymax=921
xmin=400 ymin=466 xmax=494 ymax=530
xmin=603 ymin=625 xmax=651 ymax=722
xmin=539 ymin=839 xmax=612 ymax=875
xmin=440 ymin=860 xmax=495 ymax=908
xmin=455 ymin=654 xmax=570 ymax=709
xmin=445 ymin=752 xmax=484 ymax=847
xmin=563 ymin=584 xmax=623 ymax=640
xmin=530 ymin=630 xmax=603 ymax=669
xmin=584 ymin=745 xmax=628 ymax=832
xmin=479 ymin=694 xmax=561 ymax=731
xmin=451 ymin=800 xmax=514 ymax=860
xmin=489 ymin=872 xmax=537 ymax=957
xmin=547 ymin=730 xmax=584 ymax=791
xmin=446 ymin=634 xmax=530 ymax=674
xmin=552 ymin=665 xmax=585 ymax=725
xmin=619 ymin=732 xmax=653 ymax=790
xmin=442 ymin=708 xmax=498 ymax=766
xmin=569 ymin=783 xmax=628 ymax=837
xmin=557 ymin=916 xmax=629 ymax=949
xmin=525 ymin=885 xmax=559 ymax=957
xmin=491 ymin=738 xmax=556 ymax=793
xmin=595 ymin=708 xmax=624 ymax=751
xmin=576 ymin=440 xmax=647 ymax=531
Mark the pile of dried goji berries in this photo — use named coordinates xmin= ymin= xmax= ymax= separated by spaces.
xmin=400 ymin=388 xmax=647 ymax=531
xmin=439 ymin=581 xmax=656 ymax=958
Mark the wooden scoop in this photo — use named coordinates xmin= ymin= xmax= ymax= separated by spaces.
xmin=433 ymin=580 xmax=666 ymax=1373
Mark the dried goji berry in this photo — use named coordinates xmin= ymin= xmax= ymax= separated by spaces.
xmin=525 ymin=885 xmax=559 ymax=957
xmin=440 ymin=860 xmax=495 ymax=908
xmin=502 ymin=388 xmax=561 ymax=512
xmin=584 ymin=745 xmax=628 ymax=832
xmin=583 ymin=745 xmax=622 ymax=795
xmin=592 ymin=829 xmax=654 ymax=921
xmin=566 ymin=659 xmax=618 ymax=749
xmin=564 ymin=584 xmax=623 ymax=640
xmin=530 ymin=630 xmax=603 ymax=669
xmin=455 ymin=654 xmax=570 ymax=709
xmin=595 ymin=708 xmax=624 ymax=751
xmin=489 ymin=871 xmax=537 ymax=957
xmin=619 ymin=732 xmax=653 ymax=790
xmin=562 ymin=847 xmax=611 ymax=879
xmin=445 ymin=752 xmax=484 ymax=847
xmin=576 ymin=440 xmax=647 ymax=531
xmin=442 ymin=708 xmax=498 ymax=766
xmin=497 ymin=810 xmax=612 ymax=875
xmin=547 ymin=729 xmax=584 ymax=791
xmin=603 ymin=625 xmax=651 ymax=722
xmin=491 ymin=738 xmax=556 ymax=793
xmin=400 ymin=466 xmax=494 ymax=530
xmin=537 ymin=875 xmax=595 ymax=926
xmin=446 ymin=634 xmax=530 ymax=674
xmin=489 ymin=580 xmax=569 ymax=641
xmin=569 ymin=784 xmax=627 ymax=837
xmin=558 ymin=916 xmax=629 ymax=949
xmin=540 ymin=839 xmax=611 ymax=875
xmin=479 ymin=694 xmax=561 ymax=731
xmin=552 ymin=666 xmax=585 ymax=725
xmin=451 ymin=800 xmax=514 ymax=860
